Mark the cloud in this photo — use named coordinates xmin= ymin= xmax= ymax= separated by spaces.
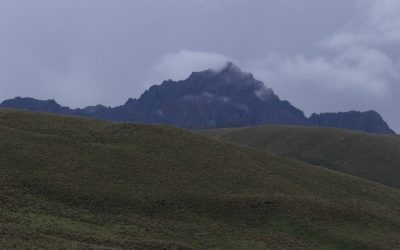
xmin=323 ymin=0 xmax=400 ymax=48
xmin=145 ymin=50 xmax=233 ymax=88
xmin=152 ymin=50 xmax=232 ymax=80
xmin=246 ymin=46 xmax=399 ymax=112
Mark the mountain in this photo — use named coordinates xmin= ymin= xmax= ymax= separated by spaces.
xmin=0 ymin=97 xmax=72 ymax=114
xmin=2 ymin=109 xmax=400 ymax=249
xmin=202 ymin=125 xmax=400 ymax=188
xmin=0 ymin=63 xmax=395 ymax=134
xmin=310 ymin=111 xmax=395 ymax=134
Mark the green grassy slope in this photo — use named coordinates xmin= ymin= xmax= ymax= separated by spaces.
xmin=1 ymin=109 xmax=400 ymax=249
xmin=202 ymin=125 xmax=400 ymax=189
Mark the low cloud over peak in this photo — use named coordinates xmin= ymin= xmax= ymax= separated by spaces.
xmin=147 ymin=50 xmax=233 ymax=86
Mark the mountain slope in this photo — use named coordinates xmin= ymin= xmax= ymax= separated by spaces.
xmin=116 ymin=63 xmax=308 ymax=128
xmin=0 ymin=63 xmax=395 ymax=134
xmin=2 ymin=63 xmax=309 ymax=128
xmin=203 ymin=125 xmax=400 ymax=189
xmin=1 ymin=109 xmax=400 ymax=249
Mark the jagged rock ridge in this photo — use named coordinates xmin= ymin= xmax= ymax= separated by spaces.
xmin=0 ymin=63 xmax=395 ymax=134
xmin=310 ymin=111 xmax=395 ymax=134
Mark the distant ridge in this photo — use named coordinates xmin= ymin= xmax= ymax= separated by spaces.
xmin=309 ymin=111 xmax=395 ymax=134
xmin=0 ymin=63 xmax=395 ymax=134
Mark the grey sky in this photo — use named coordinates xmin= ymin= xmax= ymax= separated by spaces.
xmin=1 ymin=0 xmax=399 ymax=131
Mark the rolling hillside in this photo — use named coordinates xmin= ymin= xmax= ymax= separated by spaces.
xmin=1 ymin=109 xmax=400 ymax=249
xmin=203 ymin=126 xmax=400 ymax=189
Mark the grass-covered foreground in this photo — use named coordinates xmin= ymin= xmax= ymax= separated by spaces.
xmin=1 ymin=109 xmax=400 ymax=249
xmin=202 ymin=125 xmax=400 ymax=189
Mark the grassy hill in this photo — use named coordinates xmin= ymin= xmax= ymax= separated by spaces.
xmin=202 ymin=125 xmax=400 ymax=189
xmin=1 ymin=109 xmax=400 ymax=249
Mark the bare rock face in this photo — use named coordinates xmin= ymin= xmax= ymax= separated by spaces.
xmin=309 ymin=111 xmax=395 ymax=134
xmin=0 ymin=63 xmax=395 ymax=134
xmin=116 ymin=62 xmax=308 ymax=128
xmin=1 ymin=97 xmax=66 ymax=113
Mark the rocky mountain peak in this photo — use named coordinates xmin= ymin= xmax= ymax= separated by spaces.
xmin=0 ymin=66 xmax=395 ymax=134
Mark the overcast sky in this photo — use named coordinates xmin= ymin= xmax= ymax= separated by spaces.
xmin=1 ymin=0 xmax=400 ymax=131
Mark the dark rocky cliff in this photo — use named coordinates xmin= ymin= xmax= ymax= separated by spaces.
xmin=0 ymin=63 xmax=395 ymax=134
xmin=309 ymin=111 xmax=395 ymax=134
